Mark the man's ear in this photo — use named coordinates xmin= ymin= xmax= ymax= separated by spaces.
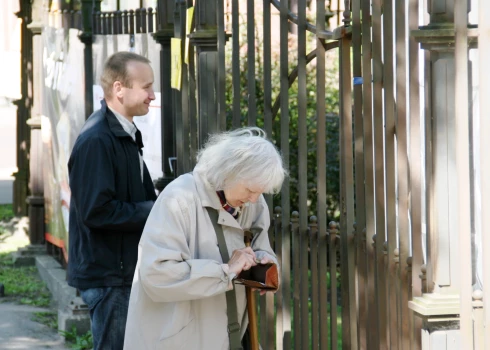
xmin=113 ymin=81 xmax=124 ymax=98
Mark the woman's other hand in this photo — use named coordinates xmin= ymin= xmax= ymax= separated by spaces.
xmin=228 ymin=247 xmax=257 ymax=275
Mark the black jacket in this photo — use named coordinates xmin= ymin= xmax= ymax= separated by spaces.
xmin=67 ymin=100 xmax=157 ymax=289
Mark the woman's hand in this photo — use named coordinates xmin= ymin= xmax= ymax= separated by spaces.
xmin=228 ymin=247 xmax=257 ymax=275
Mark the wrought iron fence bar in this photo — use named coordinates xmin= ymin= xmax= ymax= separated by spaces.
xmin=315 ymin=0 xmax=328 ymax=348
xmin=135 ymin=8 xmax=142 ymax=33
xmin=100 ymin=12 xmax=106 ymax=34
xmin=269 ymin=0 xmax=333 ymax=39
xmin=141 ymin=8 xmax=147 ymax=33
xmin=299 ymin=223 xmax=309 ymax=349
xmin=123 ymin=10 xmax=129 ymax=34
xmin=273 ymin=207 xmax=284 ymax=349
xmin=454 ymin=0 xmax=473 ymax=346
xmin=291 ymin=211 xmax=301 ymax=350
xmin=395 ymin=0 xmax=410 ymax=348
xmin=217 ymin=0 xmax=226 ymax=133
xmin=231 ymin=0 xmax=241 ymax=128
xmin=351 ymin=0 xmax=366 ymax=347
xmin=296 ymin=1 xmax=309 ymax=347
xmin=129 ymin=10 xmax=135 ymax=34
xmin=372 ymin=0 xmax=388 ymax=345
xmin=174 ymin=3 xmax=185 ymax=176
xmin=265 ymin=275 xmax=275 ymax=349
xmin=329 ymin=222 xmax=339 ymax=350
xmin=279 ymin=0 xmax=291 ymax=346
xmin=259 ymin=290 xmax=267 ymax=345
xmin=263 ymin=0 xmax=272 ymax=140
xmin=246 ymin=0 xmax=256 ymax=126
xmin=180 ymin=1 xmax=191 ymax=174
xmin=188 ymin=40 xmax=198 ymax=169
xmin=262 ymin=1 xmax=273 ymax=213
xmin=309 ymin=217 xmax=319 ymax=350
xmin=148 ymin=7 xmax=154 ymax=32
xmin=339 ymin=30 xmax=356 ymax=350
xmin=361 ymin=0 xmax=377 ymax=346
xmin=110 ymin=12 xmax=116 ymax=35
xmin=382 ymin=0 xmax=398 ymax=346
xmin=114 ymin=10 xmax=122 ymax=34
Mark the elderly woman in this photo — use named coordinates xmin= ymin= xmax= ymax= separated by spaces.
xmin=124 ymin=127 xmax=286 ymax=350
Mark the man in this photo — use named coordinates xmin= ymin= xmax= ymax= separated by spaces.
xmin=67 ymin=52 xmax=157 ymax=350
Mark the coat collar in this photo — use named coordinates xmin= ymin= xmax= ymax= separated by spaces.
xmin=101 ymin=99 xmax=144 ymax=151
xmin=192 ymin=171 xmax=242 ymax=230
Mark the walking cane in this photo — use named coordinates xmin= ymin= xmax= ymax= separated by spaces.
xmin=244 ymin=230 xmax=260 ymax=350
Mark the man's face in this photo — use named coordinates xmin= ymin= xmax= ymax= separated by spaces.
xmin=117 ymin=61 xmax=155 ymax=118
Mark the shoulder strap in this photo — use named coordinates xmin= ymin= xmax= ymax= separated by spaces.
xmin=206 ymin=207 xmax=243 ymax=350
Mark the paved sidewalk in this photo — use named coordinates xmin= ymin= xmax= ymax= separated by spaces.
xmin=0 ymin=302 xmax=69 ymax=350
xmin=0 ymin=219 xmax=70 ymax=349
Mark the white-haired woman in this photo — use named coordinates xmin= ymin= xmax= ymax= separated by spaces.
xmin=124 ymin=127 xmax=287 ymax=350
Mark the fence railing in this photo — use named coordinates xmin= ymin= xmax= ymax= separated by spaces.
xmin=38 ymin=0 xmax=489 ymax=349
xmin=93 ymin=8 xmax=157 ymax=35
xmin=266 ymin=208 xmax=341 ymax=349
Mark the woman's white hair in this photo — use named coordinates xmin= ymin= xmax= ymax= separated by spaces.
xmin=194 ymin=127 xmax=287 ymax=194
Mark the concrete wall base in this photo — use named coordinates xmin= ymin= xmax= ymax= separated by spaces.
xmin=12 ymin=244 xmax=46 ymax=267
xmin=35 ymin=255 xmax=90 ymax=338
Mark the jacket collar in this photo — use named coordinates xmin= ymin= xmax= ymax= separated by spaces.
xmin=102 ymin=99 xmax=144 ymax=151
xmin=192 ymin=171 xmax=242 ymax=230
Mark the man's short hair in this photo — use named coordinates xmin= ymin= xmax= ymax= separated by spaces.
xmin=100 ymin=52 xmax=151 ymax=99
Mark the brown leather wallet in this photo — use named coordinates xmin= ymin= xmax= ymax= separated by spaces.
xmin=235 ymin=263 xmax=279 ymax=291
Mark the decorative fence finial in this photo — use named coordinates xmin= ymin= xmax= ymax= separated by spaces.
xmin=343 ymin=0 xmax=351 ymax=26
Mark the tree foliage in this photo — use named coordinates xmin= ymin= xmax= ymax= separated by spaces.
xmin=225 ymin=17 xmax=341 ymax=221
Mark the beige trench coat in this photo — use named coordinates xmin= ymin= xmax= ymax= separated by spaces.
xmin=123 ymin=171 xmax=278 ymax=350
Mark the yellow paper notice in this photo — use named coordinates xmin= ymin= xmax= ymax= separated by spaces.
xmin=185 ymin=7 xmax=194 ymax=64
xmin=171 ymin=38 xmax=182 ymax=90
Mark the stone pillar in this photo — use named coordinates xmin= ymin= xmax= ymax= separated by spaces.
xmin=153 ymin=0 xmax=175 ymax=193
xmin=409 ymin=0 xmax=473 ymax=347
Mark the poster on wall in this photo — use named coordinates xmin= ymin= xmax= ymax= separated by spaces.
xmin=42 ymin=28 xmax=86 ymax=258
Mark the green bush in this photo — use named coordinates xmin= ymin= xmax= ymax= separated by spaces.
xmin=59 ymin=326 xmax=94 ymax=350
xmin=224 ymin=24 xmax=340 ymax=221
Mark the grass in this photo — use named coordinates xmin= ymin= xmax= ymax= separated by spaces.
xmin=0 ymin=204 xmax=14 ymax=222
xmin=0 ymin=204 xmax=14 ymax=235
xmin=0 ymin=252 xmax=51 ymax=307
xmin=59 ymin=326 xmax=94 ymax=350
xmin=32 ymin=311 xmax=58 ymax=329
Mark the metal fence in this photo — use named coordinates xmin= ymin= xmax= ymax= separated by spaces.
xmin=26 ymin=0 xmax=489 ymax=348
